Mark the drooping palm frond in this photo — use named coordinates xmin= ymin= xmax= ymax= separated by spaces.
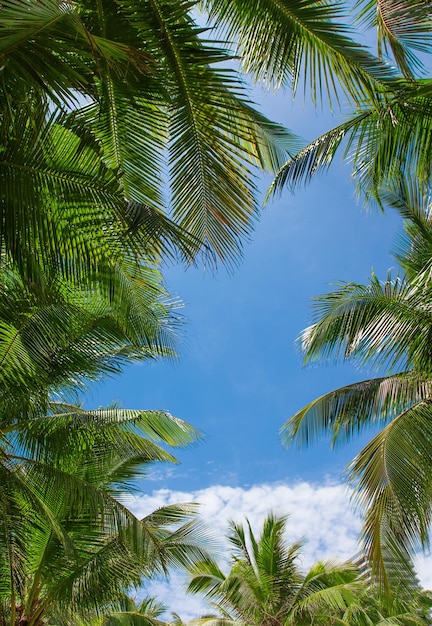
xmin=288 ymin=560 xmax=362 ymax=624
xmin=0 ymin=260 xmax=181 ymax=419
xmin=282 ymin=189 xmax=432 ymax=585
xmin=269 ymin=79 xmax=432 ymax=204
xmin=203 ymin=0 xmax=397 ymax=103
xmin=347 ymin=400 xmax=432 ymax=585
xmin=354 ymin=0 xmax=432 ymax=78
xmin=113 ymin=0 xmax=295 ymax=266
xmin=299 ymin=274 xmax=432 ymax=373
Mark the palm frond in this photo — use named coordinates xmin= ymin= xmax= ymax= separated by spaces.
xmin=203 ymin=0 xmax=397 ymax=102
xmin=354 ymin=0 xmax=432 ymax=78
xmin=291 ymin=561 xmax=362 ymax=621
xmin=268 ymin=80 xmax=432 ymax=204
xmin=298 ymin=273 xmax=432 ymax=374
xmin=348 ymin=400 xmax=432 ymax=584
xmin=282 ymin=372 xmax=432 ymax=448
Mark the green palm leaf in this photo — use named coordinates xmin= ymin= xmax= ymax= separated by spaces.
xmin=269 ymin=80 xmax=432 ymax=204
xmin=348 ymin=401 xmax=432 ymax=584
xmin=203 ymin=0 xmax=397 ymax=101
xmin=282 ymin=373 xmax=432 ymax=448
xmin=354 ymin=0 xmax=432 ymax=78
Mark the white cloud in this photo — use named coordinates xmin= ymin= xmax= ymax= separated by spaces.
xmin=130 ymin=481 xmax=432 ymax=622
xmin=415 ymin=553 xmax=432 ymax=590
xmin=130 ymin=480 xmax=362 ymax=620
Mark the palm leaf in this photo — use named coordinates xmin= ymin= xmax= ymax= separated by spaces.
xmin=203 ymin=0 xmax=397 ymax=102
xmin=282 ymin=372 xmax=432 ymax=448
xmin=348 ymin=401 xmax=432 ymax=584
xmin=354 ymin=0 xmax=432 ymax=78
xmin=297 ymin=273 xmax=432 ymax=374
xmin=268 ymin=80 xmax=432 ymax=204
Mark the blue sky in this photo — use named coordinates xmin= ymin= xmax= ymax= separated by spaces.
xmin=87 ymin=81 xmax=430 ymax=611
xmin=89 ymin=87 xmax=402 ymax=492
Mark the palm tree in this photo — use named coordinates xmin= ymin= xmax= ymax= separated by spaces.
xmin=0 ymin=259 xmax=211 ymax=625
xmin=5 ymin=0 xmax=428 ymax=279
xmin=186 ymin=513 xmax=432 ymax=625
xmin=262 ymin=2 xmax=432 ymax=207
xmin=0 ymin=401 xmax=210 ymax=626
xmin=186 ymin=513 xmax=365 ymax=625
xmin=282 ymin=182 xmax=432 ymax=585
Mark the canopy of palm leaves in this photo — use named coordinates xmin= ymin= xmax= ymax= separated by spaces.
xmin=0 ymin=0 xmax=301 ymax=278
xmin=259 ymin=1 xmax=432 ymax=205
xmin=0 ymin=401 xmax=211 ymax=626
xmin=0 ymin=378 xmax=208 ymax=625
xmin=0 ymin=257 xmax=183 ymax=419
xmin=0 ymin=259 xmax=213 ymax=626
xmin=281 ymin=182 xmax=432 ymax=585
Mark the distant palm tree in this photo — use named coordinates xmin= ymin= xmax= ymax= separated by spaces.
xmin=282 ymin=182 xmax=432 ymax=584
xmin=186 ymin=512 xmax=432 ymax=625
xmin=186 ymin=513 xmax=363 ymax=625
xmin=100 ymin=594 xmax=170 ymax=626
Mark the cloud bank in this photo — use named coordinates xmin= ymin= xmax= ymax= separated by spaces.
xmin=129 ymin=480 xmax=364 ymax=619
xmin=128 ymin=480 xmax=432 ymax=620
xmin=130 ymin=480 xmax=432 ymax=620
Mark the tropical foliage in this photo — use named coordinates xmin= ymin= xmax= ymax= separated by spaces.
xmin=186 ymin=513 xmax=432 ymax=625
xmin=0 ymin=258 xmax=211 ymax=625
xmin=97 ymin=594 xmax=171 ymax=626
xmin=0 ymin=400 xmax=208 ymax=626
xmin=3 ymin=0 xmax=432 ymax=621
xmin=0 ymin=0 xmax=300 ymax=277
xmin=281 ymin=182 xmax=432 ymax=585
xmin=262 ymin=1 xmax=432 ymax=206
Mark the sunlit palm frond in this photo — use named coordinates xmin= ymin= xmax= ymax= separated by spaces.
xmin=0 ymin=266 xmax=180 ymax=414
xmin=139 ymin=504 xmax=215 ymax=573
xmin=267 ymin=111 xmax=372 ymax=199
xmin=282 ymin=372 xmax=432 ymax=448
xmin=203 ymin=0 xmax=397 ymax=102
xmin=299 ymin=273 xmax=432 ymax=374
xmin=7 ymin=405 xmax=200 ymax=497
xmin=354 ymin=0 xmax=432 ymax=78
